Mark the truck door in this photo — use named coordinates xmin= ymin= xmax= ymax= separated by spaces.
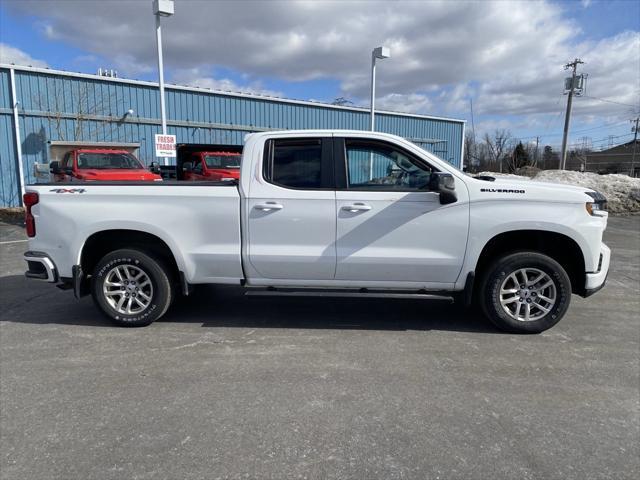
xmin=57 ymin=152 xmax=72 ymax=182
xmin=334 ymin=137 xmax=468 ymax=286
xmin=191 ymin=154 xmax=206 ymax=180
xmin=246 ymin=136 xmax=336 ymax=280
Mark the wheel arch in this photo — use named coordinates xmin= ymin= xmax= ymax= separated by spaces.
xmin=79 ymin=229 xmax=182 ymax=283
xmin=473 ymin=229 xmax=586 ymax=296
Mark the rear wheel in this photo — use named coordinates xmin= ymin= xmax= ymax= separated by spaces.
xmin=91 ymin=249 xmax=173 ymax=327
xmin=479 ymin=252 xmax=571 ymax=333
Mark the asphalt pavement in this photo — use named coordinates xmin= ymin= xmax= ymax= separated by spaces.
xmin=1 ymin=216 xmax=638 ymax=479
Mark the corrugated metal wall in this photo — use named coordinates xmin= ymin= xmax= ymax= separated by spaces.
xmin=0 ymin=65 xmax=464 ymax=207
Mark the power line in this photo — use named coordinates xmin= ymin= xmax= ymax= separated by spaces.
xmin=540 ymin=94 xmax=565 ymax=136
xmin=582 ymin=95 xmax=640 ymax=109
xmin=569 ymin=132 xmax=633 ymax=146
xmin=568 ymin=132 xmax=634 ymax=148
xmin=517 ymin=119 xmax=629 ymax=142
xmin=631 ymin=116 xmax=639 ymax=176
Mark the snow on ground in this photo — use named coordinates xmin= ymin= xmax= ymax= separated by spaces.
xmin=475 ymin=171 xmax=640 ymax=214
xmin=476 ymin=171 xmax=529 ymax=180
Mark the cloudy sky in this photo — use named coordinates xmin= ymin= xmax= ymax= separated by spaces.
xmin=1 ymin=0 xmax=638 ymax=150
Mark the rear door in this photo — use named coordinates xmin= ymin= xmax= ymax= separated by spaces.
xmin=334 ymin=137 xmax=468 ymax=286
xmin=190 ymin=154 xmax=206 ymax=180
xmin=246 ymin=136 xmax=336 ymax=281
xmin=59 ymin=152 xmax=72 ymax=182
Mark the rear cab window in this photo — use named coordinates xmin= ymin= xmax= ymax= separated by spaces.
xmin=263 ymin=138 xmax=334 ymax=189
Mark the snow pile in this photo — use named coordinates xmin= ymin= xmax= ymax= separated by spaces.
xmin=474 ymin=170 xmax=640 ymax=214
xmin=534 ymin=171 xmax=640 ymax=214
xmin=476 ymin=171 xmax=530 ymax=180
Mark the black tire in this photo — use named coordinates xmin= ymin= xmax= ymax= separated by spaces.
xmin=91 ymin=249 xmax=174 ymax=327
xmin=479 ymin=251 xmax=571 ymax=334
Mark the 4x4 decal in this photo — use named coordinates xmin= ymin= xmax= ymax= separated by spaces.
xmin=49 ymin=188 xmax=86 ymax=194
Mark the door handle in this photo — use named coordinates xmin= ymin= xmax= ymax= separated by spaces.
xmin=255 ymin=202 xmax=283 ymax=211
xmin=341 ymin=203 xmax=372 ymax=213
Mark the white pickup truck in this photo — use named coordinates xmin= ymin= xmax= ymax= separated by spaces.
xmin=22 ymin=130 xmax=610 ymax=333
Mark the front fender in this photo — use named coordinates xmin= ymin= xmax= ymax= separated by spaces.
xmin=457 ymin=200 xmax=603 ymax=288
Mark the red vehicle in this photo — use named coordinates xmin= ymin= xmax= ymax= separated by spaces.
xmin=182 ymin=151 xmax=241 ymax=181
xmin=50 ymin=148 xmax=162 ymax=182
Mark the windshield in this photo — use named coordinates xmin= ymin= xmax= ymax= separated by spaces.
xmin=204 ymin=154 xmax=241 ymax=169
xmin=77 ymin=152 xmax=143 ymax=170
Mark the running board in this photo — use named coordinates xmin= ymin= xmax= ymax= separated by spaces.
xmin=245 ymin=289 xmax=454 ymax=302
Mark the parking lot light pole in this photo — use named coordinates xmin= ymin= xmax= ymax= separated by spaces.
xmin=369 ymin=47 xmax=390 ymax=178
xmin=370 ymin=46 xmax=391 ymax=132
xmin=153 ymin=0 xmax=174 ymax=166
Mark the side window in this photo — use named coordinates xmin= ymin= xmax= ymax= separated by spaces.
xmin=192 ymin=155 xmax=203 ymax=174
xmin=61 ymin=152 xmax=71 ymax=169
xmin=265 ymin=139 xmax=323 ymax=189
xmin=345 ymin=140 xmax=434 ymax=190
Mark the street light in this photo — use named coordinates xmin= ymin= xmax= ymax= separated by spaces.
xmin=152 ymin=0 xmax=174 ymax=165
xmin=370 ymin=46 xmax=390 ymax=131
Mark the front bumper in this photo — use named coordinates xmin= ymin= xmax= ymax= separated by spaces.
xmin=584 ymin=243 xmax=610 ymax=297
xmin=24 ymin=251 xmax=58 ymax=283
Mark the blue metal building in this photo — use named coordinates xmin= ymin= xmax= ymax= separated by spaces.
xmin=0 ymin=64 xmax=465 ymax=207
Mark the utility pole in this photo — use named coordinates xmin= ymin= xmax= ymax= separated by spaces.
xmin=535 ymin=136 xmax=539 ymax=167
xmin=560 ymin=58 xmax=584 ymax=170
xmin=153 ymin=0 xmax=174 ymax=166
xmin=631 ymin=116 xmax=639 ymax=177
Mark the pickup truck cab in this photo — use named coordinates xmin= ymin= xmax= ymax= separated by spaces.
xmin=182 ymin=151 xmax=241 ymax=181
xmin=23 ymin=130 xmax=610 ymax=333
xmin=50 ymin=148 xmax=162 ymax=182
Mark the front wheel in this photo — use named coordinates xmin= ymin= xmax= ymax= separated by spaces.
xmin=91 ymin=249 xmax=174 ymax=327
xmin=479 ymin=252 xmax=572 ymax=334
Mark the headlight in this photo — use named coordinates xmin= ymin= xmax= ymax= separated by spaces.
xmin=585 ymin=191 xmax=607 ymax=216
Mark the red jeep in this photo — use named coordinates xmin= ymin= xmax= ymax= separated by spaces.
xmin=50 ymin=149 xmax=162 ymax=182
xmin=182 ymin=151 xmax=241 ymax=181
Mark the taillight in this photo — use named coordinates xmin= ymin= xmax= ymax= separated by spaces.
xmin=23 ymin=192 xmax=39 ymax=237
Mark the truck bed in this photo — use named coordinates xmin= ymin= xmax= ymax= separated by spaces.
xmin=25 ymin=182 xmax=243 ymax=284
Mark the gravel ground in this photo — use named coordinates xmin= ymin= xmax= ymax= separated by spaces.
xmin=0 ymin=217 xmax=638 ymax=480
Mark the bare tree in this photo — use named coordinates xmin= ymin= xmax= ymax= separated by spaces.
xmin=34 ymin=83 xmax=117 ymax=141
xmin=464 ymin=131 xmax=476 ymax=171
xmin=483 ymin=129 xmax=512 ymax=173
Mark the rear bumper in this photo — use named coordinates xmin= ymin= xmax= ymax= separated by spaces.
xmin=24 ymin=251 xmax=58 ymax=283
xmin=584 ymin=243 xmax=610 ymax=297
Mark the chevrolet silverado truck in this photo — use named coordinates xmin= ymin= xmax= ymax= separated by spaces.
xmin=181 ymin=150 xmax=242 ymax=181
xmin=50 ymin=148 xmax=162 ymax=182
xmin=22 ymin=130 xmax=610 ymax=333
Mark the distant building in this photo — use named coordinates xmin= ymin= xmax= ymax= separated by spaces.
xmin=0 ymin=64 xmax=465 ymax=207
xmin=571 ymin=140 xmax=640 ymax=177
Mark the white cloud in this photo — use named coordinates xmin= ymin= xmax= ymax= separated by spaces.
xmin=0 ymin=43 xmax=48 ymax=67
xmin=4 ymin=0 xmax=639 ymax=133
xmin=376 ymin=93 xmax=433 ymax=114
xmin=171 ymin=68 xmax=283 ymax=97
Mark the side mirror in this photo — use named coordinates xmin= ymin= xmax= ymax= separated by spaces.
xmin=428 ymin=172 xmax=457 ymax=205
xmin=50 ymin=161 xmax=61 ymax=174
xmin=149 ymin=161 xmax=160 ymax=174
xmin=182 ymin=162 xmax=193 ymax=173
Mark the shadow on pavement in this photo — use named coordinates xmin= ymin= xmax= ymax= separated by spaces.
xmin=0 ymin=276 xmax=499 ymax=333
